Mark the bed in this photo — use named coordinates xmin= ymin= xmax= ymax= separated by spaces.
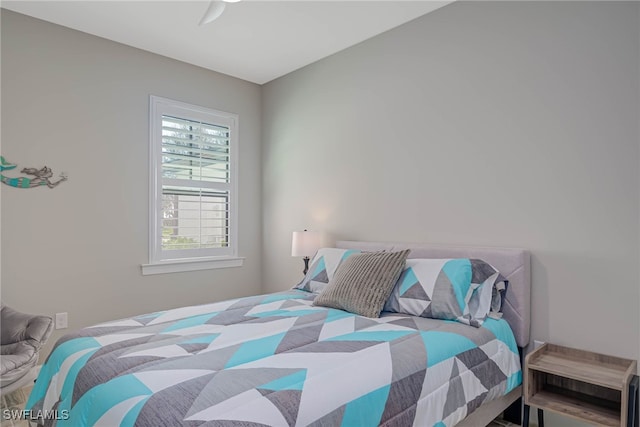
xmin=26 ymin=241 xmax=530 ymax=426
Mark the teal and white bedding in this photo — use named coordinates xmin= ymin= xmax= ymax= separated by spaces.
xmin=27 ymin=291 xmax=521 ymax=426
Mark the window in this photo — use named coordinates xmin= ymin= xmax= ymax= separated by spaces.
xmin=143 ymin=96 xmax=242 ymax=275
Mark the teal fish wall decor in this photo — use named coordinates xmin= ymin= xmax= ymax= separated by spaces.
xmin=0 ymin=156 xmax=67 ymax=189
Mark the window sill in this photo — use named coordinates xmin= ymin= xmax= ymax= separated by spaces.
xmin=141 ymin=256 xmax=244 ymax=275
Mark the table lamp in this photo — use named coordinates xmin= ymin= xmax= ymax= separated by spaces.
xmin=291 ymin=230 xmax=322 ymax=275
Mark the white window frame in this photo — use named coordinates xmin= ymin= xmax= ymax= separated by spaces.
xmin=142 ymin=96 xmax=243 ymax=275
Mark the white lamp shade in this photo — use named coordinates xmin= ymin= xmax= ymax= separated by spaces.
xmin=291 ymin=231 xmax=322 ymax=257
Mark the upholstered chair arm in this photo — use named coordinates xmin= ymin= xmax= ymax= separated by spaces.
xmin=1 ymin=305 xmax=53 ymax=349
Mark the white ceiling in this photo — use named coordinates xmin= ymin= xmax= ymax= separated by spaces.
xmin=1 ymin=1 xmax=451 ymax=84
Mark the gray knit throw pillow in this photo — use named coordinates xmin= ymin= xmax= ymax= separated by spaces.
xmin=313 ymin=249 xmax=410 ymax=318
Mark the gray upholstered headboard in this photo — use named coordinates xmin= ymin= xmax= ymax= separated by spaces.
xmin=336 ymin=241 xmax=531 ymax=348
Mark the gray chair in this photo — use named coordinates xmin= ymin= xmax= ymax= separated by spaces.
xmin=0 ymin=304 xmax=53 ymax=395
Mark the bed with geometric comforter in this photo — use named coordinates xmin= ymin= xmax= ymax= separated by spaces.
xmin=26 ymin=290 xmax=521 ymax=426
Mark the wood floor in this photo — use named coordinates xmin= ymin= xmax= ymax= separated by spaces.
xmin=0 ymin=387 xmax=32 ymax=427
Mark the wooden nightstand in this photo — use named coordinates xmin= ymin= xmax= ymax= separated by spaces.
xmin=524 ymin=343 xmax=637 ymax=427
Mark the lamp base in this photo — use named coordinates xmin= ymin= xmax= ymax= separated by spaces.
xmin=303 ymin=256 xmax=310 ymax=275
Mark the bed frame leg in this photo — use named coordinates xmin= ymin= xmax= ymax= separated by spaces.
xmin=502 ymin=397 xmax=523 ymax=425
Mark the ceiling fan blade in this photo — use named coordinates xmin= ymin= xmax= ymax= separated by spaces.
xmin=199 ymin=1 xmax=226 ymax=25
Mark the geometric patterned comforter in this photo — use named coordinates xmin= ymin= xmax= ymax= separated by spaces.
xmin=26 ymin=290 xmax=521 ymax=427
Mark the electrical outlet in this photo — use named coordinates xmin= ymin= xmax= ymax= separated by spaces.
xmin=55 ymin=312 xmax=68 ymax=330
xmin=533 ymin=340 xmax=545 ymax=349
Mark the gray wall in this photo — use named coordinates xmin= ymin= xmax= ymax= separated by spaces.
xmin=263 ymin=1 xmax=640 ymax=362
xmin=2 ymin=0 xmax=639 ymax=378
xmin=1 ymin=10 xmax=263 ymax=358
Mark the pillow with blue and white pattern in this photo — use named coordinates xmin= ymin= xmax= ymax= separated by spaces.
xmin=383 ymin=258 xmax=507 ymax=327
xmin=293 ymin=248 xmax=361 ymax=294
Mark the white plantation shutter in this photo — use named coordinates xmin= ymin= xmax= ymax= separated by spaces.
xmin=161 ymin=116 xmax=230 ymax=184
xmin=149 ymin=96 xmax=238 ymax=264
